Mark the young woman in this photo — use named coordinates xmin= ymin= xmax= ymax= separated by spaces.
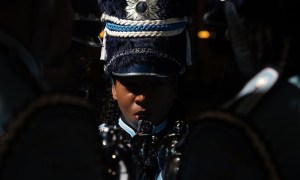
xmin=98 ymin=0 xmax=191 ymax=179
xmin=98 ymin=0 xmax=191 ymax=140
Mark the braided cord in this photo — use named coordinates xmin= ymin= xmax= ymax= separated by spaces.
xmin=104 ymin=48 xmax=181 ymax=72
xmin=106 ymin=22 xmax=187 ymax=32
xmin=104 ymin=27 xmax=185 ymax=37
xmin=101 ymin=13 xmax=188 ymax=26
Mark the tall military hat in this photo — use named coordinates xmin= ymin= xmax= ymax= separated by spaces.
xmin=100 ymin=0 xmax=192 ymax=77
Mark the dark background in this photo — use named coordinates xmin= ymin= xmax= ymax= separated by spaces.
xmin=177 ymin=0 xmax=246 ymax=120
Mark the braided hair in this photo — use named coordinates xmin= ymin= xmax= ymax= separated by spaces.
xmin=98 ymin=80 xmax=121 ymax=126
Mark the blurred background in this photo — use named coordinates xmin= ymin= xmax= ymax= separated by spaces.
xmin=163 ymin=0 xmax=247 ymax=119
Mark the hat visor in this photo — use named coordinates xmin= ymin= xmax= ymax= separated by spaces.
xmin=112 ymin=72 xmax=169 ymax=78
xmin=111 ymin=64 xmax=174 ymax=78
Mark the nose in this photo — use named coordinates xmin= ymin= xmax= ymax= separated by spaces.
xmin=135 ymin=94 xmax=146 ymax=105
xmin=134 ymin=89 xmax=153 ymax=106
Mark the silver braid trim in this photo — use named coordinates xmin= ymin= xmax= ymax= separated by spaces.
xmin=104 ymin=27 xmax=185 ymax=37
xmin=104 ymin=48 xmax=182 ymax=72
xmin=101 ymin=13 xmax=188 ymax=26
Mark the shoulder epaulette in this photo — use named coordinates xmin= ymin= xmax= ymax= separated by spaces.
xmin=223 ymin=67 xmax=279 ymax=116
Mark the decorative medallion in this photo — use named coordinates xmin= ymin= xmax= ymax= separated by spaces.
xmin=126 ymin=0 xmax=160 ymax=20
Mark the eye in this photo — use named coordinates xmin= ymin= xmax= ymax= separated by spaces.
xmin=149 ymin=77 xmax=174 ymax=88
xmin=150 ymin=80 xmax=166 ymax=87
xmin=125 ymin=83 xmax=141 ymax=93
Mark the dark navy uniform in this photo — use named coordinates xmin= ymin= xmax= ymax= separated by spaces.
xmin=180 ymin=0 xmax=300 ymax=178
xmin=181 ymin=67 xmax=300 ymax=180
xmin=0 ymin=1 xmax=105 ymax=179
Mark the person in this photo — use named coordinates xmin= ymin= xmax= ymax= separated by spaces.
xmin=98 ymin=0 xmax=192 ymax=179
xmin=180 ymin=0 xmax=300 ymax=179
xmin=0 ymin=0 xmax=104 ymax=179
xmin=99 ymin=0 xmax=191 ymax=139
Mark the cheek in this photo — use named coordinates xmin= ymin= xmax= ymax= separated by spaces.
xmin=162 ymin=95 xmax=174 ymax=109
xmin=115 ymin=89 xmax=135 ymax=109
xmin=116 ymin=95 xmax=137 ymax=121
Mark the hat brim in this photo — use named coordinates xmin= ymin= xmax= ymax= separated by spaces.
xmin=111 ymin=63 xmax=174 ymax=78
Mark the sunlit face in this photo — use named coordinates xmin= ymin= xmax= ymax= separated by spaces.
xmin=112 ymin=76 xmax=177 ymax=130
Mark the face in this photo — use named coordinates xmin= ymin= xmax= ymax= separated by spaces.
xmin=112 ymin=76 xmax=177 ymax=129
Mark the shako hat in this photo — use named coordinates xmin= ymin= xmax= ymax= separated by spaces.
xmin=100 ymin=0 xmax=192 ymax=77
